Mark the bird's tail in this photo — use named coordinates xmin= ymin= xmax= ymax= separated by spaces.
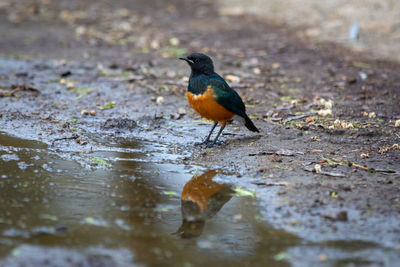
xmin=244 ymin=114 xmax=259 ymax=132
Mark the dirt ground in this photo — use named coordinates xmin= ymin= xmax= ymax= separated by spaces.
xmin=1 ymin=0 xmax=400 ymax=262
xmin=220 ymin=0 xmax=400 ymax=62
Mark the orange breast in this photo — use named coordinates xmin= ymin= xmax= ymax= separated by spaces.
xmin=181 ymin=170 xmax=225 ymax=212
xmin=187 ymin=86 xmax=234 ymax=125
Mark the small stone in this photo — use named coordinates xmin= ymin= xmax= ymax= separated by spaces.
xmin=395 ymin=120 xmax=400 ymax=127
xmin=318 ymin=109 xmax=332 ymax=117
xmin=233 ymin=214 xmax=242 ymax=221
xmin=75 ymin=26 xmax=86 ymax=36
xmin=89 ymin=110 xmax=96 ymax=116
xmin=169 ymin=37 xmax=180 ymax=46
xmin=252 ymin=67 xmax=261 ymax=75
xmin=150 ymin=40 xmax=160 ymax=49
xmin=225 ymin=74 xmax=240 ymax=83
xmin=178 ymin=107 xmax=186 ymax=115
xmin=319 ymin=98 xmax=334 ymax=109
xmin=67 ymin=82 xmax=75 ymax=89
xmin=319 ymin=254 xmax=328 ymax=262
xmin=359 ymin=72 xmax=367 ymax=80
xmin=59 ymin=79 xmax=66 ymax=85
xmin=156 ymin=96 xmax=164 ymax=105
xmin=170 ymin=113 xmax=182 ymax=120
xmin=314 ymin=164 xmax=322 ymax=173
xmin=166 ymin=71 xmax=176 ymax=78
xmin=272 ymin=63 xmax=280 ymax=69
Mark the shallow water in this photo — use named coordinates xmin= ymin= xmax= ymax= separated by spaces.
xmin=0 ymin=132 xmax=398 ymax=266
xmin=0 ymin=132 xmax=301 ymax=266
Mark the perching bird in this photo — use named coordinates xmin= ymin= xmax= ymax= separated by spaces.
xmin=180 ymin=53 xmax=259 ymax=146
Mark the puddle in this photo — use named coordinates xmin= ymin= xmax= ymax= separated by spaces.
xmin=0 ymin=132 xmax=398 ymax=266
xmin=0 ymin=132 xmax=298 ymax=266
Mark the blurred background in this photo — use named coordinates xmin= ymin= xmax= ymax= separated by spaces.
xmin=220 ymin=0 xmax=400 ymax=61
xmin=1 ymin=0 xmax=399 ymax=61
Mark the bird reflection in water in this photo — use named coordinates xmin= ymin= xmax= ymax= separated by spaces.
xmin=175 ymin=170 xmax=233 ymax=238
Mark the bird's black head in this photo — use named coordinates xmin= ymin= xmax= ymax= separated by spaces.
xmin=179 ymin=53 xmax=214 ymax=75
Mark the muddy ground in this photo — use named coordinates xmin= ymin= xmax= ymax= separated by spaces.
xmin=1 ymin=0 xmax=400 ymax=265
xmin=220 ymin=0 xmax=400 ymax=62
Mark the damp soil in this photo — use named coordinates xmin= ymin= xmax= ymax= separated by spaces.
xmin=1 ymin=0 xmax=400 ymax=266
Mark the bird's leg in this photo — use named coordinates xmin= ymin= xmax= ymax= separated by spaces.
xmin=208 ymin=124 xmax=225 ymax=147
xmin=195 ymin=122 xmax=218 ymax=146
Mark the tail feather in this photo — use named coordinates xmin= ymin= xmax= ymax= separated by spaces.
xmin=244 ymin=115 xmax=259 ymax=132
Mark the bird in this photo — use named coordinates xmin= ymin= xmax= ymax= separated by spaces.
xmin=179 ymin=53 xmax=259 ymax=146
xmin=175 ymin=170 xmax=233 ymax=238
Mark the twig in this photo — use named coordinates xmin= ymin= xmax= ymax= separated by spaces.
xmin=348 ymin=162 xmax=397 ymax=174
xmin=10 ymin=84 xmax=40 ymax=93
xmin=252 ymin=181 xmax=289 ymax=186
xmin=283 ymin=113 xmax=315 ymax=123
xmin=375 ymin=169 xmax=397 ymax=174
xmin=1 ymin=84 xmax=40 ymax=97
xmin=303 ymin=167 xmax=346 ymax=177
xmin=349 ymin=162 xmax=369 ymax=171
xmin=51 ymin=135 xmax=79 ymax=146
xmin=249 ymin=148 xmax=304 ymax=156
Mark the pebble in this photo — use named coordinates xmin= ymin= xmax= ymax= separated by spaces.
xmin=178 ymin=107 xmax=186 ymax=115
xmin=318 ymin=109 xmax=332 ymax=116
xmin=225 ymin=74 xmax=240 ymax=83
xmin=319 ymin=254 xmax=328 ymax=262
xmin=253 ymin=67 xmax=261 ymax=75
xmin=169 ymin=37 xmax=180 ymax=46
xmin=66 ymin=82 xmax=75 ymax=89
xmin=314 ymin=164 xmax=322 ymax=173
xmin=156 ymin=96 xmax=164 ymax=105
xmin=349 ymin=22 xmax=360 ymax=40
xmin=359 ymin=72 xmax=367 ymax=80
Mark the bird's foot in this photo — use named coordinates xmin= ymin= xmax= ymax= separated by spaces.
xmin=194 ymin=139 xmax=224 ymax=148
xmin=194 ymin=139 xmax=210 ymax=146
xmin=205 ymin=140 xmax=224 ymax=148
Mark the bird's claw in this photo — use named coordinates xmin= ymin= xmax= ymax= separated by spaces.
xmin=195 ymin=140 xmax=223 ymax=148
xmin=194 ymin=139 xmax=210 ymax=146
xmin=207 ymin=140 xmax=223 ymax=148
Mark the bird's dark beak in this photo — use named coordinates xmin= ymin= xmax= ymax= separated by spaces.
xmin=179 ymin=57 xmax=194 ymax=64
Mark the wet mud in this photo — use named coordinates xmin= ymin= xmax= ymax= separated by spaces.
xmin=1 ymin=0 xmax=400 ymax=266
